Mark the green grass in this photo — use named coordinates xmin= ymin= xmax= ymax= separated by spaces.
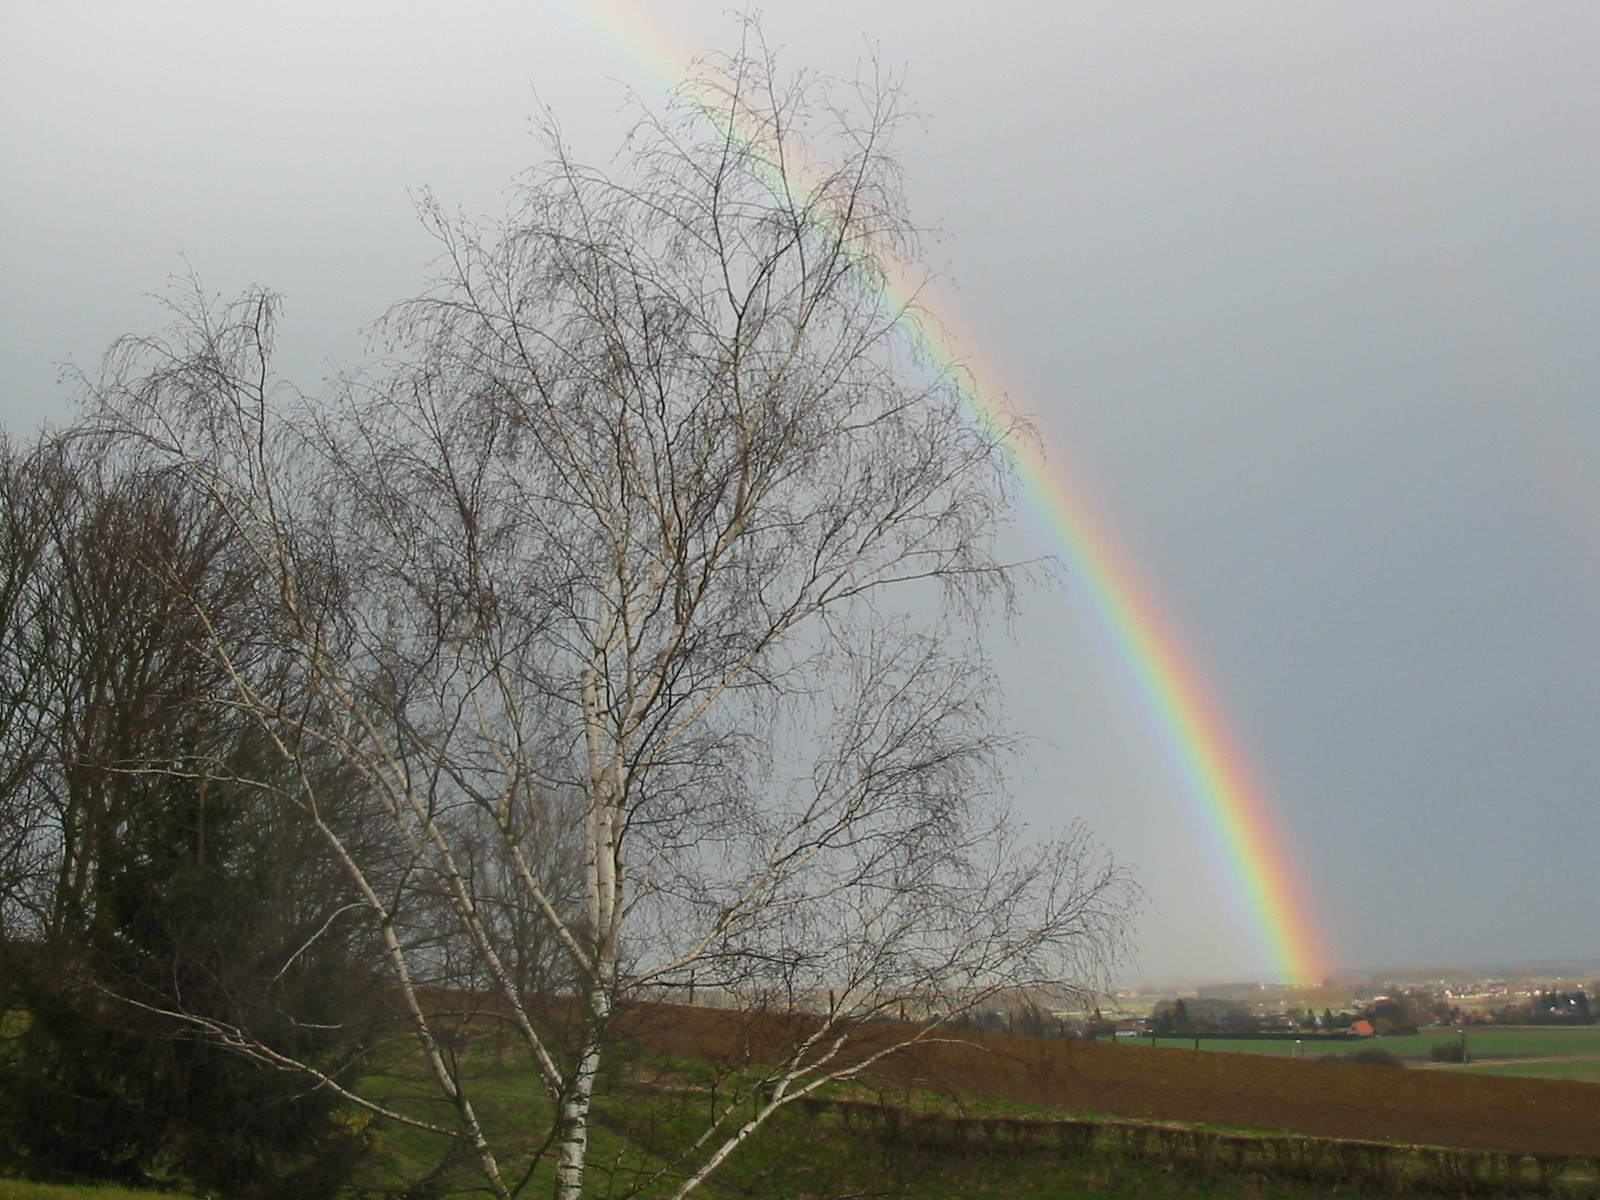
xmin=0 ymin=1184 xmax=168 ymax=1200
xmin=339 ymin=1044 xmax=1424 ymax=1199
xmin=0 ymin=1158 xmax=1375 ymax=1200
xmin=1138 ymin=1035 xmax=1350 ymax=1056
xmin=1127 ymin=1026 xmax=1600 ymax=1084
xmin=1458 ymin=1058 xmax=1600 ymax=1082
xmin=1438 ymin=1026 xmax=1600 ymax=1056
xmin=887 ymin=1158 xmax=1373 ymax=1200
xmin=345 ymin=1045 xmax=567 ymax=1197
xmin=1138 ymin=1025 xmax=1600 ymax=1062
xmin=707 ymin=1116 xmax=1380 ymax=1199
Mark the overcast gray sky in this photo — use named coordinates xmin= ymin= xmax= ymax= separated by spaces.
xmin=4 ymin=1 xmax=1598 ymax=985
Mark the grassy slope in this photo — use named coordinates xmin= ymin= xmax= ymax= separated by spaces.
xmin=10 ymin=1009 xmax=1600 ymax=1199
xmin=1 ymin=1126 xmax=1382 ymax=1200
xmin=1 ymin=1106 xmax=1378 ymax=1200
xmin=354 ymin=1007 xmax=1600 ymax=1187
xmin=703 ymin=1109 xmax=1378 ymax=1200
xmin=0 ymin=1166 xmax=1374 ymax=1200
xmin=0 ymin=1061 xmax=1402 ymax=1198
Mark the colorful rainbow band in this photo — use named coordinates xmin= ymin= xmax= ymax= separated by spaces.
xmin=546 ymin=0 xmax=1327 ymax=986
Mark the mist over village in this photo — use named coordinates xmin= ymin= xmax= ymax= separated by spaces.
xmin=3 ymin=4 xmax=1599 ymax=1198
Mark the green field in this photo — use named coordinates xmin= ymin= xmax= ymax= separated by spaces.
xmin=1134 ymin=1026 xmax=1600 ymax=1078
xmin=1458 ymin=1058 xmax=1600 ymax=1082
xmin=0 ymin=1184 xmax=168 ymax=1200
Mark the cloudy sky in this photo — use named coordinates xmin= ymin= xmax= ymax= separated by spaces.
xmin=4 ymin=1 xmax=1598 ymax=985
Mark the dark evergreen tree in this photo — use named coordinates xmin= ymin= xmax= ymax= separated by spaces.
xmin=0 ymin=451 xmax=378 ymax=1196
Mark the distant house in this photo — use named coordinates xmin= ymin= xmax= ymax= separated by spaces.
xmin=1349 ymin=1019 xmax=1376 ymax=1038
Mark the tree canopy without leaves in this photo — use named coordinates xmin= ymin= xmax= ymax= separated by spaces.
xmin=61 ymin=43 xmax=1136 ymax=1200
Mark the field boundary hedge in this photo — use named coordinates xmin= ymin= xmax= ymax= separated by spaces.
xmin=792 ymin=1096 xmax=1600 ymax=1196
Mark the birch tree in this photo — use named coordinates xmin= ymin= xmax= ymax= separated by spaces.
xmin=81 ymin=44 xmax=1135 ymax=1200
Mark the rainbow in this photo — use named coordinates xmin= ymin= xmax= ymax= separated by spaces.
xmin=545 ymin=0 xmax=1326 ymax=985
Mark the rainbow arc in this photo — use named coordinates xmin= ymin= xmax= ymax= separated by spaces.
xmin=548 ymin=0 xmax=1327 ymax=985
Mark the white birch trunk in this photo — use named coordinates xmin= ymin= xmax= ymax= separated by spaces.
xmin=553 ymin=983 xmax=610 ymax=1200
xmin=558 ymin=663 xmax=624 ymax=1199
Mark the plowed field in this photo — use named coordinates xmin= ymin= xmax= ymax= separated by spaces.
xmin=625 ymin=1004 xmax=1600 ymax=1159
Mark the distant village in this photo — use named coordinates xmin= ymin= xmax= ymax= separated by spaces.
xmin=954 ymin=969 xmax=1600 ymax=1041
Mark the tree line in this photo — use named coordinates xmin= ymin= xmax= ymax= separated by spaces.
xmin=0 ymin=43 xmax=1134 ymax=1200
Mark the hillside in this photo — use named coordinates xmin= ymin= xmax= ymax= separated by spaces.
xmin=626 ymin=1003 xmax=1600 ymax=1158
xmin=8 ymin=1004 xmax=1598 ymax=1199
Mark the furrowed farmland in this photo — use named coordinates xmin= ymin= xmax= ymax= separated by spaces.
xmin=625 ymin=1005 xmax=1600 ymax=1158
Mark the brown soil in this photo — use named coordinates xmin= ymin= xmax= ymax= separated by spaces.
xmin=622 ymin=1004 xmax=1600 ymax=1159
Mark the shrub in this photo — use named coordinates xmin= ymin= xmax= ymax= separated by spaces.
xmin=1343 ymin=1048 xmax=1405 ymax=1068
xmin=1320 ymin=1048 xmax=1404 ymax=1068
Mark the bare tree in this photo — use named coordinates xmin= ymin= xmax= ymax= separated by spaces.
xmin=81 ymin=42 xmax=1135 ymax=1200
xmin=0 ymin=440 xmax=57 ymax=951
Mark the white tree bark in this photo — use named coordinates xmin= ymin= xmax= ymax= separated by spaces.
xmin=69 ymin=36 xmax=1137 ymax=1200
